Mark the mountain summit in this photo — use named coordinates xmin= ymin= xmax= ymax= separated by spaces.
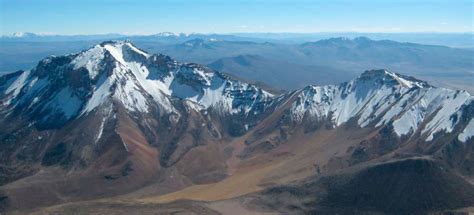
xmin=1 ymin=41 xmax=273 ymax=128
xmin=0 ymin=41 xmax=473 ymax=213
xmin=291 ymin=69 xmax=471 ymax=139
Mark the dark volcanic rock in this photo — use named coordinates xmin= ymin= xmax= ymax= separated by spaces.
xmin=253 ymin=158 xmax=474 ymax=214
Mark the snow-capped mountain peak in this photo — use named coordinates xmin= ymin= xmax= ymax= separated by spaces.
xmin=289 ymin=69 xmax=472 ymax=142
xmin=5 ymin=32 xmax=39 ymax=38
xmin=0 ymin=41 xmax=274 ymax=128
xmin=71 ymin=40 xmax=150 ymax=79
xmin=153 ymin=32 xmax=179 ymax=37
xmin=357 ymin=69 xmax=428 ymax=89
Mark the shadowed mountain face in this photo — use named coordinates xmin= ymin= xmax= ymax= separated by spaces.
xmin=0 ymin=41 xmax=473 ymax=214
xmin=321 ymin=159 xmax=474 ymax=212
xmin=250 ymin=158 xmax=474 ymax=214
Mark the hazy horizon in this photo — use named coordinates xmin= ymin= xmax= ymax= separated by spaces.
xmin=1 ymin=0 xmax=472 ymax=35
xmin=2 ymin=31 xmax=474 ymax=37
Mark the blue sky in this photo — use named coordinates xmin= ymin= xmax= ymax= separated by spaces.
xmin=0 ymin=0 xmax=472 ymax=35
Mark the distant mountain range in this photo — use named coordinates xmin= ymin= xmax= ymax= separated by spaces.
xmin=3 ymin=32 xmax=474 ymax=48
xmin=0 ymin=32 xmax=266 ymax=43
xmin=0 ymin=41 xmax=473 ymax=213
xmin=154 ymin=37 xmax=474 ymax=93
xmin=2 ymin=35 xmax=473 ymax=94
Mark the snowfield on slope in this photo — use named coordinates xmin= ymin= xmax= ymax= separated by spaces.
xmin=290 ymin=70 xmax=473 ymax=142
xmin=1 ymin=41 xmax=472 ymax=144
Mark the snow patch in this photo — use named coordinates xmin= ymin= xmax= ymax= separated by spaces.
xmin=422 ymin=90 xmax=471 ymax=141
xmin=71 ymin=45 xmax=105 ymax=79
xmin=82 ymin=73 xmax=112 ymax=113
xmin=458 ymin=119 xmax=474 ymax=142
xmin=43 ymin=87 xmax=82 ymax=119
xmin=126 ymin=43 xmax=150 ymax=58
xmin=5 ymin=70 xmax=30 ymax=98
xmin=104 ymin=44 xmax=126 ymax=65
